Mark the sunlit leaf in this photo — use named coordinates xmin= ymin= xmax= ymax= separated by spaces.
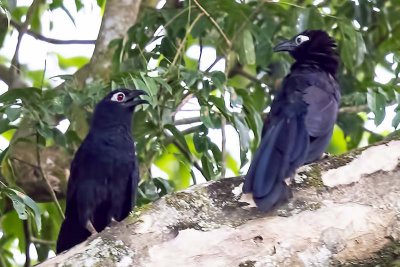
xmin=367 ymin=89 xmax=386 ymax=126
xmin=3 ymin=188 xmax=42 ymax=231
xmin=57 ymin=55 xmax=89 ymax=69
xmin=236 ymin=29 xmax=256 ymax=65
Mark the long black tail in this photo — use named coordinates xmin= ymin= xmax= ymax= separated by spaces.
xmin=243 ymin=112 xmax=309 ymax=212
xmin=56 ymin=216 xmax=91 ymax=254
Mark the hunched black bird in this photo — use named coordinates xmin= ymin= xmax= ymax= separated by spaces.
xmin=243 ymin=30 xmax=341 ymax=212
xmin=56 ymin=88 xmax=148 ymax=253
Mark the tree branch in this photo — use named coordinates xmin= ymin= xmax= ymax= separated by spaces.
xmin=339 ymin=104 xmax=369 ymax=113
xmin=35 ymin=133 xmax=64 ymax=220
xmin=23 ymin=220 xmax=31 ymax=267
xmin=220 ymin=117 xmax=227 ymax=178
xmin=6 ymin=15 xmax=96 ymax=45
xmin=171 ymin=13 xmax=204 ymax=67
xmin=174 ymin=117 xmax=201 ymax=125
xmin=39 ymin=138 xmax=400 ymax=267
xmin=193 ymin=0 xmax=232 ymax=48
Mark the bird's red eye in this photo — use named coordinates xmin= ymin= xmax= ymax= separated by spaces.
xmin=111 ymin=92 xmax=126 ymax=102
xmin=117 ymin=93 xmax=124 ymax=102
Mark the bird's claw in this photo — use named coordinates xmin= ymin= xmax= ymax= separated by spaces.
xmin=86 ymin=221 xmax=98 ymax=235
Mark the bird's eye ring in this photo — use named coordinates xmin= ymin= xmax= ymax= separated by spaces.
xmin=111 ymin=92 xmax=126 ymax=102
xmin=295 ymin=35 xmax=310 ymax=45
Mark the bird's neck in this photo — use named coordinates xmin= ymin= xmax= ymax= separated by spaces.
xmin=292 ymin=52 xmax=339 ymax=77
xmin=90 ymin=120 xmax=133 ymax=134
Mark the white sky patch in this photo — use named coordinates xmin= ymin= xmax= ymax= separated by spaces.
xmin=374 ymin=65 xmax=395 ymax=84
xmin=156 ymin=0 xmax=166 ymax=9
xmin=186 ymin=45 xmax=225 ymax=72
xmin=385 ymin=53 xmax=394 ymax=63
xmin=151 ymin=164 xmax=169 ymax=180
xmin=0 ymin=80 xmax=7 ymax=94
xmin=145 ymin=26 xmax=165 ymax=52
xmin=352 ymin=20 xmax=361 ymax=30
xmin=56 ymin=119 xmax=71 ymax=133
xmin=365 ymin=104 xmax=397 ymax=133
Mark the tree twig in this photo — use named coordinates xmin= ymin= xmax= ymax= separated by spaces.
xmin=221 ymin=117 xmax=227 ymax=178
xmin=193 ymin=0 xmax=232 ymax=48
xmin=339 ymin=104 xmax=369 ymax=113
xmin=198 ymin=37 xmax=203 ymax=71
xmin=4 ymin=14 xmax=95 ymax=45
xmin=229 ymin=66 xmax=266 ymax=85
xmin=172 ymin=93 xmax=196 ymax=117
xmin=171 ymin=13 xmax=204 ymax=67
xmin=174 ymin=117 xmax=201 ymax=125
xmin=23 ymin=220 xmax=31 ymax=267
xmin=9 ymin=0 xmax=41 ymax=85
xmin=171 ymin=139 xmax=208 ymax=179
xmin=205 ymin=56 xmax=223 ymax=73
xmin=31 ymin=237 xmax=56 ymax=246
xmin=35 ymin=133 xmax=65 ymax=220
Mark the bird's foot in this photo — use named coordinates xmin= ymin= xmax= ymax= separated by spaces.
xmin=86 ymin=221 xmax=98 ymax=235
xmin=321 ymin=152 xmax=331 ymax=159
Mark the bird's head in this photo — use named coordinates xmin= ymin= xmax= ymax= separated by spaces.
xmin=91 ymin=88 xmax=148 ymax=129
xmin=273 ymin=30 xmax=339 ymax=74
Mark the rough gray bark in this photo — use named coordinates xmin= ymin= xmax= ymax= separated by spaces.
xmin=39 ymin=139 xmax=400 ymax=267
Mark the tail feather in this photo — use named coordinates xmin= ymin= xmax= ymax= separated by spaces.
xmin=56 ymin=216 xmax=91 ymax=254
xmin=243 ymin=114 xmax=309 ymax=212
xmin=254 ymin=181 xmax=290 ymax=211
xmin=243 ymin=120 xmax=284 ymax=195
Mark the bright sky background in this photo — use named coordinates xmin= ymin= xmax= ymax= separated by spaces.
xmin=0 ymin=0 xmax=398 ymax=263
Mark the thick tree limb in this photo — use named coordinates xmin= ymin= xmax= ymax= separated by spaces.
xmin=39 ymin=139 xmax=400 ymax=266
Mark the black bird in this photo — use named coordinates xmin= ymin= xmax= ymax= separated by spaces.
xmin=56 ymin=88 xmax=148 ymax=253
xmin=243 ymin=30 xmax=341 ymax=211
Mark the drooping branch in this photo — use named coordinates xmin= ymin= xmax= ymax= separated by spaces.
xmin=39 ymin=138 xmax=400 ymax=266
xmin=6 ymin=14 xmax=96 ymax=45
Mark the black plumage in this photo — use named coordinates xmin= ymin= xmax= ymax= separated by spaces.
xmin=243 ymin=30 xmax=341 ymax=211
xmin=56 ymin=88 xmax=148 ymax=253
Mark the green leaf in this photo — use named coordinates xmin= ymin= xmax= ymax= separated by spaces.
xmin=57 ymin=55 xmax=89 ymax=69
xmin=327 ymin=125 xmax=348 ymax=154
xmin=367 ymin=89 xmax=386 ymax=126
xmin=75 ymin=0 xmax=83 ymax=11
xmin=208 ymin=96 xmax=231 ymax=119
xmin=0 ymin=119 xmax=15 ymax=134
xmin=0 ymin=87 xmax=41 ymax=104
xmin=210 ymin=71 xmax=226 ymax=89
xmin=236 ymin=29 xmax=256 ymax=65
xmin=355 ymin=32 xmax=366 ymax=66
xmin=201 ymin=155 xmax=213 ymax=180
xmin=3 ymin=188 xmax=41 ymax=231
xmin=140 ymin=73 xmax=159 ymax=96
xmin=193 ymin=130 xmax=208 ymax=153
xmin=392 ymin=109 xmax=400 ymax=129
xmin=181 ymin=71 xmax=201 ymax=87
xmin=4 ymin=107 xmax=20 ymax=122
xmin=233 ymin=115 xmax=250 ymax=151
xmin=154 ymin=77 xmax=172 ymax=94
xmin=164 ymin=124 xmax=190 ymax=152
xmin=200 ymin=106 xmax=220 ymax=129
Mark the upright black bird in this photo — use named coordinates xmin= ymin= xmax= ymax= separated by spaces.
xmin=243 ymin=30 xmax=341 ymax=212
xmin=56 ymin=88 xmax=148 ymax=253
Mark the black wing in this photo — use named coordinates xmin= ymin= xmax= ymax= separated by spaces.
xmin=56 ymin=133 xmax=137 ymax=253
xmin=243 ymin=71 xmax=339 ymax=211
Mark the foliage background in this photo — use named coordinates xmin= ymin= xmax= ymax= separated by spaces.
xmin=0 ymin=0 xmax=399 ymax=265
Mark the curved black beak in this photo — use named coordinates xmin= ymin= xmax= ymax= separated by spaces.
xmin=124 ymin=89 xmax=149 ymax=107
xmin=273 ymin=39 xmax=296 ymax=52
